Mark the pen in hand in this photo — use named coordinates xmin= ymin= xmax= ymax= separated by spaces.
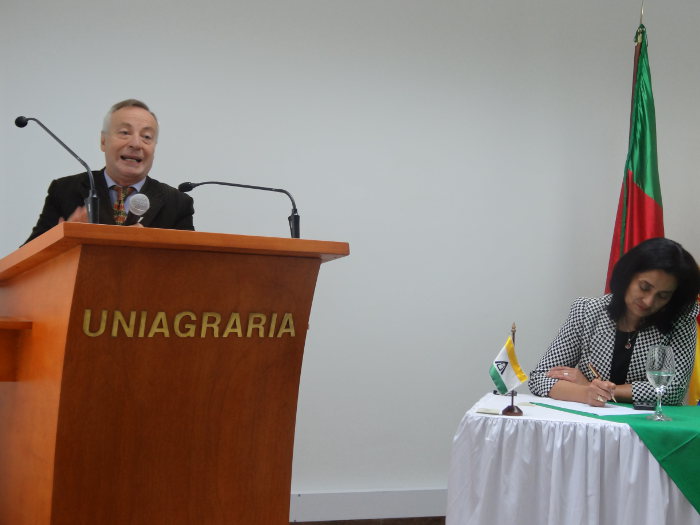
xmin=588 ymin=363 xmax=617 ymax=403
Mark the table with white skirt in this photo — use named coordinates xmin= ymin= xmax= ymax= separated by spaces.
xmin=446 ymin=393 xmax=700 ymax=525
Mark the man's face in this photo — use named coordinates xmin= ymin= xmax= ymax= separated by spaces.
xmin=101 ymin=106 xmax=158 ymax=186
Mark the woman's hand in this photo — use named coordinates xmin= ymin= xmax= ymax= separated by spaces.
xmin=548 ymin=376 xmax=617 ymax=406
xmin=546 ymin=366 xmax=588 ymax=385
xmin=584 ymin=379 xmax=616 ymax=407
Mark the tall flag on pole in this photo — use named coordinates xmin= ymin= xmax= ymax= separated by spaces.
xmin=489 ymin=336 xmax=528 ymax=395
xmin=605 ymin=24 xmax=663 ymax=293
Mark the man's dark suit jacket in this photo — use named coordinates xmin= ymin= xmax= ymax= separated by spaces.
xmin=25 ymin=170 xmax=195 ymax=244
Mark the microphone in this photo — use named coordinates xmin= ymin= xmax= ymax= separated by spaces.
xmin=178 ymin=180 xmax=301 ymax=239
xmin=129 ymin=193 xmax=150 ymax=223
xmin=15 ymin=116 xmax=99 ymax=224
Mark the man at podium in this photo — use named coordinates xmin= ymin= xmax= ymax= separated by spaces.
xmin=25 ymin=99 xmax=195 ymax=243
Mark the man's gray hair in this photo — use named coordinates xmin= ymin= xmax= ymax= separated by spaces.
xmin=102 ymin=99 xmax=158 ymax=137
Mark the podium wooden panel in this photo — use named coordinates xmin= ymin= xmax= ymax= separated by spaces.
xmin=0 ymin=223 xmax=349 ymax=525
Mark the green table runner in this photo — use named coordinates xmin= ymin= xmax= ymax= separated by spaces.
xmin=534 ymin=402 xmax=700 ymax=513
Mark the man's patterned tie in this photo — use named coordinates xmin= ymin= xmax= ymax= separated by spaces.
xmin=112 ymin=185 xmax=135 ymax=225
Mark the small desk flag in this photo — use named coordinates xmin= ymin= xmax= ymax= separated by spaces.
xmin=489 ymin=336 xmax=528 ymax=395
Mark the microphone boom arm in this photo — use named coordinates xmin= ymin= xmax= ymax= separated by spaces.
xmin=16 ymin=116 xmax=99 ymax=223
xmin=180 ymin=181 xmax=300 ymax=238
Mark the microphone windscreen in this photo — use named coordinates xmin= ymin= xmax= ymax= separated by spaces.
xmin=15 ymin=116 xmax=29 ymax=128
xmin=130 ymin=193 xmax=150 ymax=216
xmin=178 ymin=182 xmax=195 ymax=192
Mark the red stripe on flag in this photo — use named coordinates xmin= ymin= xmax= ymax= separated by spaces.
xmin=622 ymin=171 xmax=664 ymax=251
xmin=605 ymin=169 xmax=663 ymax=292
xmin=605 ymin=177 xmax=627 ymax=292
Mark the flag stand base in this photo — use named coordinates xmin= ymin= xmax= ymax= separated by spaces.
xmin=501 ymin=390 xmax=523 ymax=416
xmin=501 ymin=404 xmax=523 ymax=416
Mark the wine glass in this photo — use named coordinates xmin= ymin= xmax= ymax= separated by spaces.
xmin=645 ymin=344 xmax=675 ymax=421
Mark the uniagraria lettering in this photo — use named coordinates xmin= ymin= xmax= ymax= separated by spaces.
xmin=82 ymin=309 xmax=296 ymax=338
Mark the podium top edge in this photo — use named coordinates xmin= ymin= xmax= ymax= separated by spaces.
xmin=0 ymin=223 xmax=349 ymax=282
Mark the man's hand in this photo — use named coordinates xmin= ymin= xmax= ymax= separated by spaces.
xmin=59 ymin=206 xmax=89 ymax=224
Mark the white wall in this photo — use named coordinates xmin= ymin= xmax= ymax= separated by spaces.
xmin=2 ymin=0 xmax=699 ymax=520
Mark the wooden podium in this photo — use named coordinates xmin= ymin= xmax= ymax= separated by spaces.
xmin=0 ymin=223 xmax=349 ymax=525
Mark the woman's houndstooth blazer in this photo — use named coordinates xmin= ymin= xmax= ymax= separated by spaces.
xmin=528 ymin=295 xmax=699 ymax=405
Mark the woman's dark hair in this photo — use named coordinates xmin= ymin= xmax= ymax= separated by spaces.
xmin=608 ymin=237 xmax=700 ymax=333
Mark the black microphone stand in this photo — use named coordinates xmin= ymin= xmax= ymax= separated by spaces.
xmin=179 ymin=181 xmax=301 ymax=239
xmin=15 ymin=116 xmax=99 ymax=224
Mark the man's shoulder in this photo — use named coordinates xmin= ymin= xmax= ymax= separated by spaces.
xmin=51 ymin=171 xmax=91 ymax=184
xmin=44 ymin=171 xmax=100 ymax=197
xmin=144 ymin=176 xmax=192 ymax=202
xmin=140 ymin=176 xmax=195 ymax=230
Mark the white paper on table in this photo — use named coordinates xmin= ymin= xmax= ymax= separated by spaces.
xmin=534 ymin=397 xmax=654 ymax=416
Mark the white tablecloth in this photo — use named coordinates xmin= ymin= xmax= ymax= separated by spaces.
xmin=446 ymin=393 xmax=700 ymax=525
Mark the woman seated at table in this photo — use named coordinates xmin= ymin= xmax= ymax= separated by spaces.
xmin=529 ymin=237 xmax=700 ymax=407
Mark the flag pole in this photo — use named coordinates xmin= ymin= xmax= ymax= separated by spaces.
xmin=501 ymin=322 xmax=523 ymax=416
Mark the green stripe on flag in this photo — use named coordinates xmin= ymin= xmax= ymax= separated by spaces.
xmin=489 ymin=364 xmax=508 ymax=395
xmin=626 ymin=28 xmax=661 ymax=205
